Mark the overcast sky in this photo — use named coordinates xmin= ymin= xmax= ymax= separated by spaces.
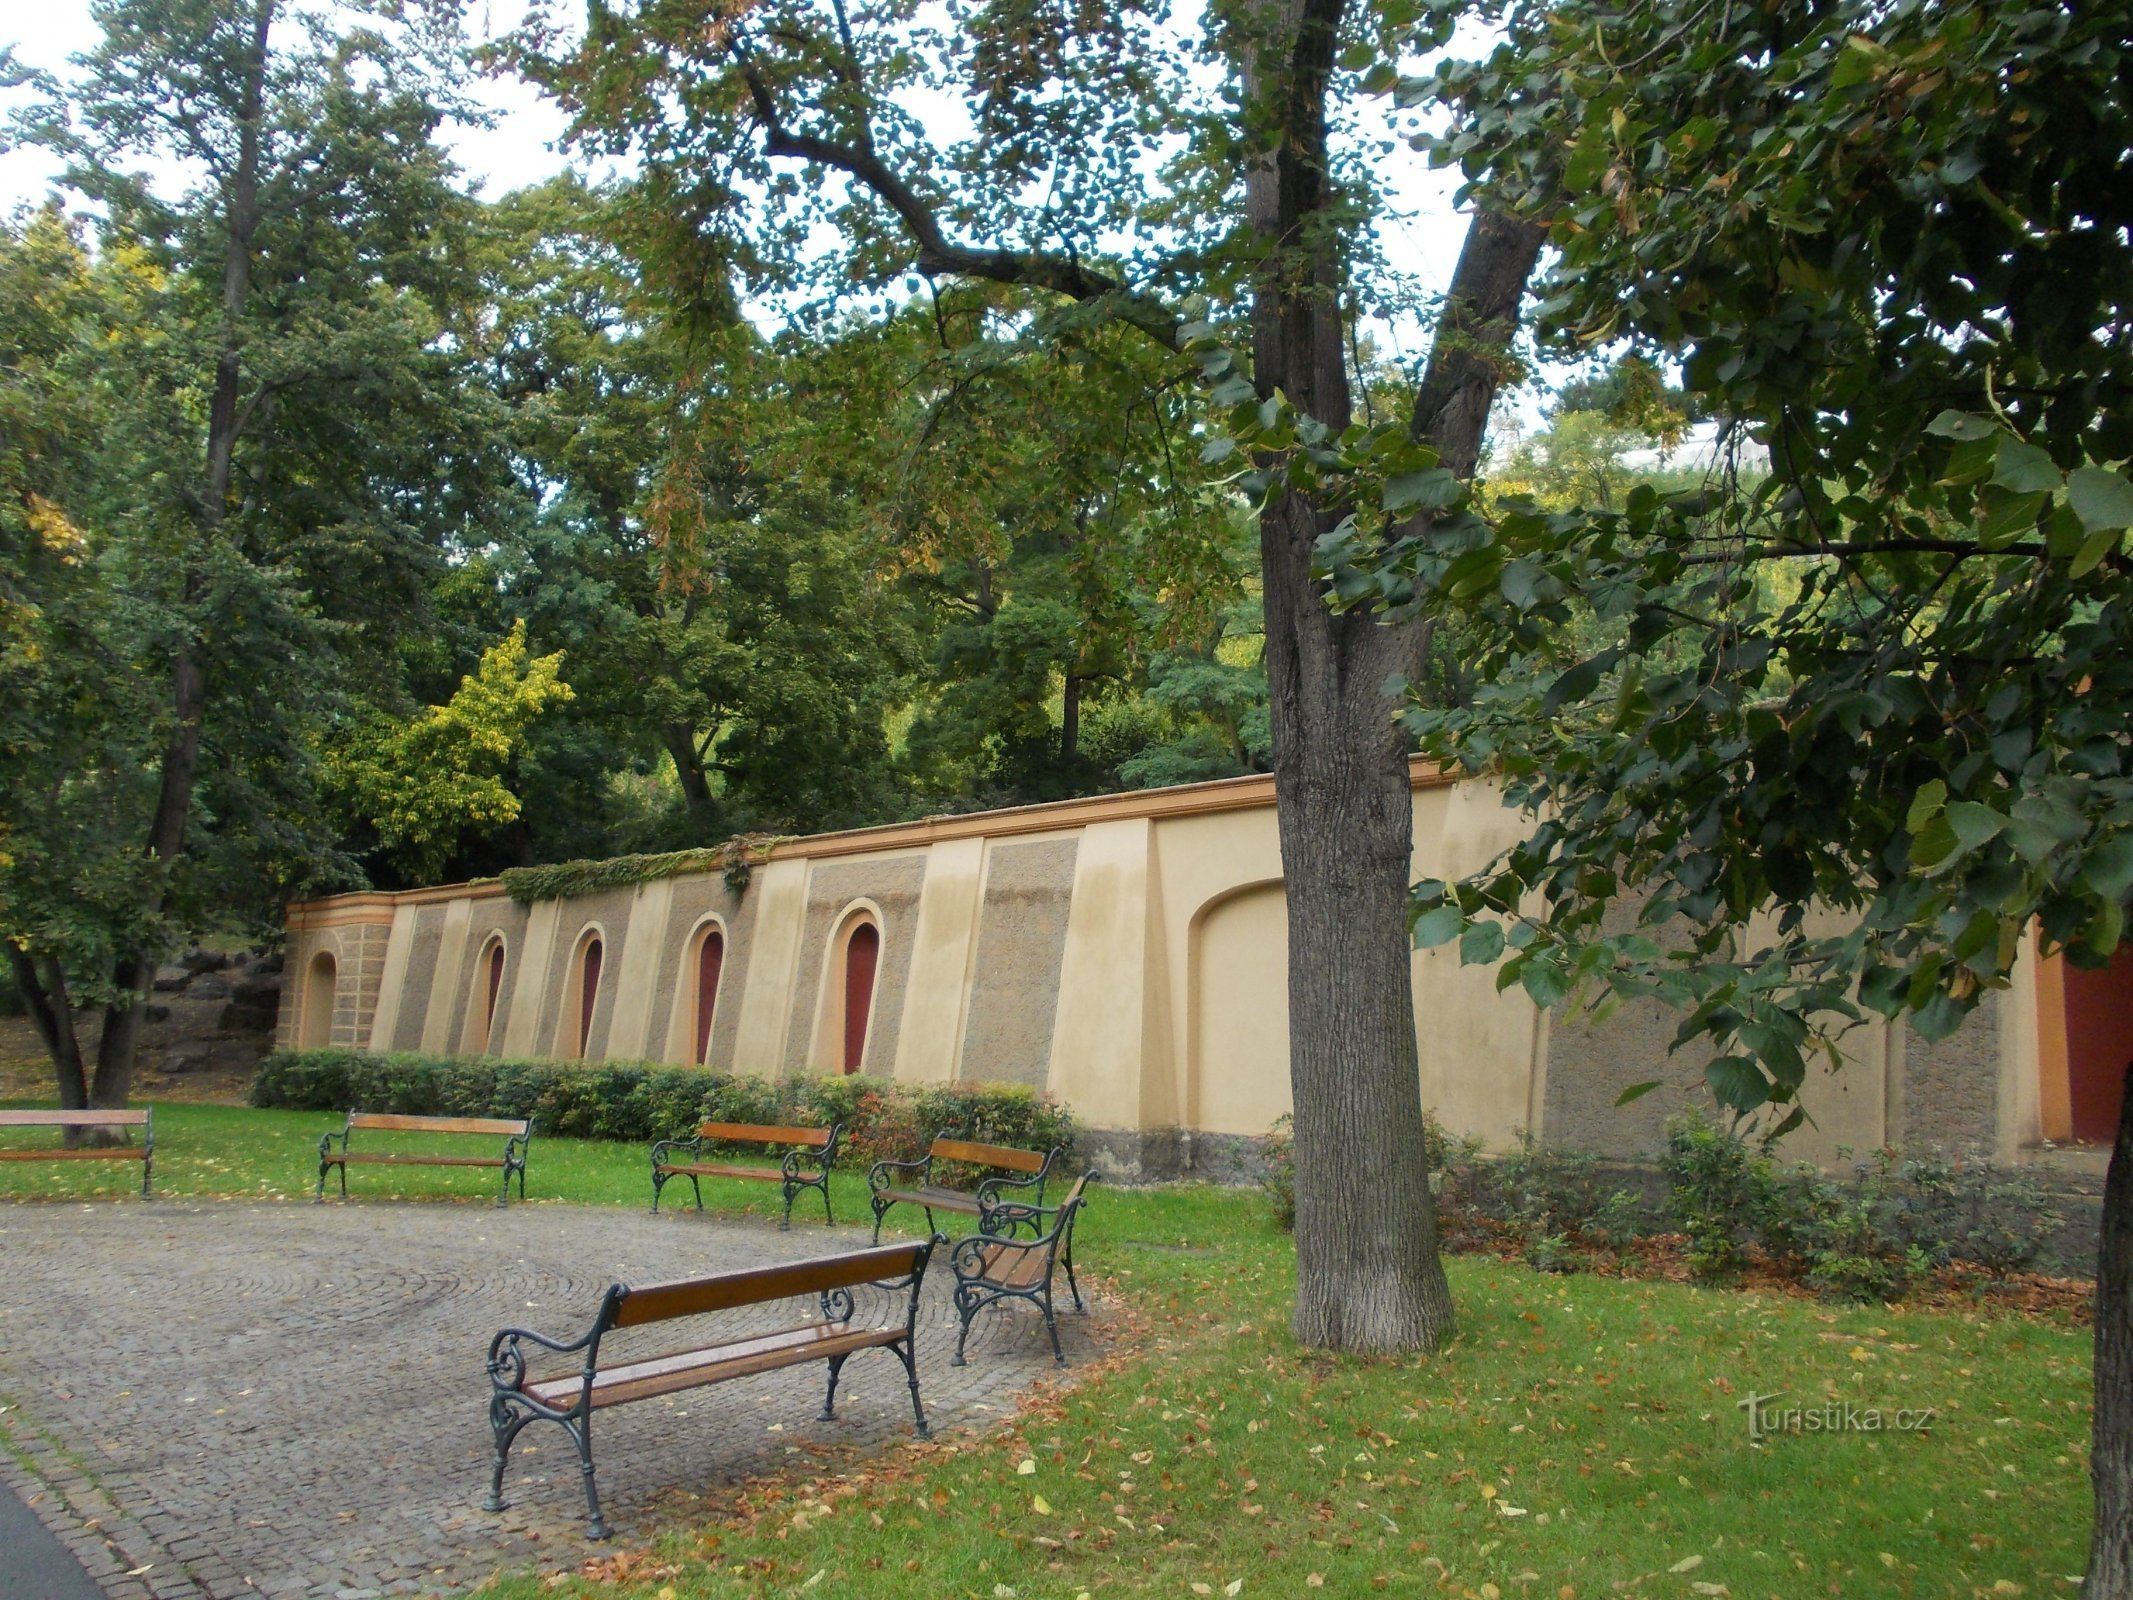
xmin=1 ymin=3 xmax=579 ymax=210
xmin=2 ymin=0 xmax=1519 ymax=406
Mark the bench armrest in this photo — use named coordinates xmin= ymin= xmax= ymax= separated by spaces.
xmin=782 ymin=1122 xmax=844 ymax=1179
xmin=782 ymin=1145 xmax=830 ymax=1180
xmin=486 ymin=1310 xmax=607 ymax=1415
xmin=950 ymin=1229 xmax=1040 ymax=1281
xmin=649 ymin=1136 xmax=703 ymax=1166
xmin=974 ymin=1169 xmax=1044 ymax=1208
xmin=867 ymin=1154 xmax=931 ymax=1192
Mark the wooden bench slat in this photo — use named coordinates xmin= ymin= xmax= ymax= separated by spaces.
xmin=347 ymin=1113 xmax=529 ymax=1137
xmin=0 ymin=1147 xmax=148 ymax=1161
xmin=964 ymin=1242 xmax=1050 ymax=1290
xmin=337 ymin=1152 xmax=508 ymax=1168
xmin=881 ymin=1184 xmax=983 ymax=1212
xmin=612 ymin=1241 xmax=929 ymax=1328
xmin=657 ymin=1161 xmax=787 ymax=1183
xmin=930 ymin=1138 xmax=1048 ymax=1173
xmin=525 ymin=1324 xmax=902 ymax=1410
xmin=0 ymin=1109 xmax=150 ymax=1128
xmin=694 ymin=1122 xmax=829 ymax=1147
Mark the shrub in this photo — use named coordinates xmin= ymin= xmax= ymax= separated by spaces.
xmin=1660 ymin=1116 xmax=2068 ymax=1301
xmin=251 ymin=1050 xmax=1074 ymax=1168
xmin=1445 ymin=1134 xmax=1647 ymax=1271
xmin=1660 ymin=1112 xmax=1804 ymax=1282
xmin=1262 ymin=1115 xmax=1295 ymax=1231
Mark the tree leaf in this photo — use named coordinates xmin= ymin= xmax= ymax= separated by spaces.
xmin=1614 ymin=1079 xmax=1664 ymax=1107
xmin=1412 ymin=904 xmax=1464 ymax=949
xmin=1991 ymin=436 xmax=2062 ymax=495
xmin=1459 ymin=920 xmax=1506 ymax=965
xmin=1520 ymin=958 xmax=1570 ymax=1009
xmin=2067 ymin=467 xmax=2133 ymax=534
xmin=1925 ymin=410 xmax=1995 ymax=441
xmin=1705 ymin=1056 xmax=1769 ymax=1112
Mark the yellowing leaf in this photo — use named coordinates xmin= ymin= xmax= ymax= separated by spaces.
xmin=1017 ymin=1458 xmax=1037 ymax=1476
xmin=1032 ymin=1494 xmax=1052 ymax=1515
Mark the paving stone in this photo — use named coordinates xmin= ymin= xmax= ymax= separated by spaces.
xmin=0 ymin=1200 xmax=1100 ymax=1597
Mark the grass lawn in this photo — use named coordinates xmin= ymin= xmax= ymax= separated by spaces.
xmin=0 ymin=1099 xmax=2100 ymax=1598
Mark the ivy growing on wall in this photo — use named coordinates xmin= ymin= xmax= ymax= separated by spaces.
xmin=498 ymin=833 xmax=788 ymax=905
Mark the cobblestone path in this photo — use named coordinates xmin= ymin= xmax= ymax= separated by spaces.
xmin=0 ymin=1202 xmax=1100 ymax=1600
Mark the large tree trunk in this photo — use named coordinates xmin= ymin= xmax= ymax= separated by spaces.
xmin=2091 ymin=1059 xmax=2133 ymax=1599
xmin=1241 ymin=0 xmax=1542 ymax=1349
xmin=88 ymin=0 xmax=273 ymax=1110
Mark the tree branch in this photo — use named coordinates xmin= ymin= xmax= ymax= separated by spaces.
xmin=734 ymin=58 xmax=1181 ymax=349
xmin=1409 ymin=209 xmax=1548 ymax=472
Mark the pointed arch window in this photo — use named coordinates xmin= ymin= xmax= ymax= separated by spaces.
xmin=578 ymin=936 xmax=603 ymax=1057
xmin=694 ymin=926 xmax=726 ymax=1066
xmin=841 ymin=922 xmax=879 ymax=1075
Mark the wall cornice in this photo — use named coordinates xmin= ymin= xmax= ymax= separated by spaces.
xmin=286 ymin=757 xmax=1458 ymax=923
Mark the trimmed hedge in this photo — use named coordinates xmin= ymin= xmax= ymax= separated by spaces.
xmin=250 ymin=1050 xmax=1075 ymax=1172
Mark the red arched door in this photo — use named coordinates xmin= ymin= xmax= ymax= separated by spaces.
xmin=578 ymin=938 xmax=602 ymax=1057
xmin=842 ymin=923 xmax=879 ymax=1074
xmin=695 ymin=929 xmax=725 ymax=1065
xmin=483 ymin=942 xmax=505 ymax=1047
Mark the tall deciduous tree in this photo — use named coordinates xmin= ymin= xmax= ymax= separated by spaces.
xmin=511 ymin=0 xmax=1541 ymax=1355
xmin=1 ymin=0 xmax=482 ymax=1109
xmin=1369 ymin=3 xmax=2133 ymax=1589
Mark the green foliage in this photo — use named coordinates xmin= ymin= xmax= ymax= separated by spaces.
xmin=496 ymin=834 xmax=786 ymax=905
xmin=1659 ymin=1114 xmax=2068 ymax=1300
xmin=1659 ymin=1114 xmax=1805 ymax=1282
xmin=2 ymin=4 xmax=491 ymax=1101
xmin=1447 ymin=1134 xmax=1648 ymax=1273
xmin=326 ymin=622 xmax=574 ymax=883
xmin=249 ymin=1049 xmax=1075 ymax=1165
xmin=1341 ymin=0 xmax=2133 ymax=1117
xmin=1261 ymin=1114 xmax=1295 ymax=1231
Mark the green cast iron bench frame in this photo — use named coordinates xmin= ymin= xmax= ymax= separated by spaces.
xmin=649 ymin=1120 xmax=844 ymax=1228
xmin=867 ymin=1134 xmax=1061 ymax=1243
xmin=317 ymin=1112 xmax=530 ymax=1206
xmin=950 ymin=1172 xmax=1093 ymax=1367
xmin=0 ymin=1109 xmax=153 ymax=1196
xmin=483 ymin=1236 xmax=939 ymax=1539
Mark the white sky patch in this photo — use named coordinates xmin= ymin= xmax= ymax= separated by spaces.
xmin=3 ymin=0 xmax=1582 ymax=422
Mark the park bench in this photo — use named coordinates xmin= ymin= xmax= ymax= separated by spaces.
xmin=650 ymin=1120 xmax=843 ymax=1228
xmin=868 ymin=1133 xmax=1062 ymax=1242
xmin=316 ymin=1112 xmax=530 ymax=1206
xmin=949 ymin=1172 xmax=1092 ymax=1368
xmin=483 ymin=1236 xmax=939 ymax=1539
xmin=0 ymin=1109 xmax=153 ymax=1196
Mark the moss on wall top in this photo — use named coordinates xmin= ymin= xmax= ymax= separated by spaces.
xmin=499 ymin=834 xmax=788 ymax=905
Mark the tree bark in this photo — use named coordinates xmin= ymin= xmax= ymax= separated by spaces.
xmin=1060 ymin=672 xmax=1081 ymax=765
xmin=88 ymin=0 xmax=273 ymax=1110
xmin=664 ymin=724 xmax=716 ymax=807
xmin=1238 ymin=0 xmax=1542 ymax=1350
xmin=8 ymin=944 xmax=89 ymax=1111
xmin=2091 ymin=1059 xmax=2133 ymax=1599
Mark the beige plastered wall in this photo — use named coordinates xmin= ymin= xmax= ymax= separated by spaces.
xmin=282 ymin=764 xmax=2042 ymax=1165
